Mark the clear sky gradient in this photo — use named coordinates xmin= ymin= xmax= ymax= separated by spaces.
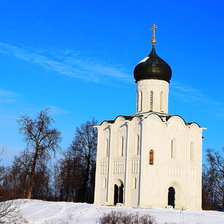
xmin=1 ymin=0 xmax=224 ymax=165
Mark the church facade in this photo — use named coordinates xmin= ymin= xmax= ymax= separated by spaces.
xmin=94 ymin=26 xmax=203 ymax=210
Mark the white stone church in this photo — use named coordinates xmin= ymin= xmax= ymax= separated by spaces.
xmin=94 ymin=26 xmax=204 ymax=210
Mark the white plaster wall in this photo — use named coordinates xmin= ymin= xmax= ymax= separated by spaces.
xmin=138 ymin=115 xmax=202 ymax=210
xmin=126 ymin=117 xmax=141 ymax=207
xmin=94 ymin=114 xmax=203 ymax=210
xmin=94 ymin=122 xmax=111 ymax=205
xmin=107 ymin=117 xmax=127 ymax=205
xmin=137 ymin=80 xmax=169 ymax=113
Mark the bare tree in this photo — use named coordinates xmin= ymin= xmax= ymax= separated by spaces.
xmin=31 ymin=161 xmax=52 ymax=200
xmin=0 ymin=149 xmax=53 ymax=201
xmin=0 ymin=149 xmax=22 ymax=223
xmin=0 ymin=148 xmax=10 ymax=201
xmin=0 ymin=201 xmax=19 ymax=224
xmin=204 ymin=148 xmax=224 ymax=210
xmin=62 ymin=119 xmax=97 ymax=203
xmin=71 ymin=119 xmax=97 ymax=202
xmin=202 ymin=165 xmax=217 ymax=210
xmin=54 ymin=150 xmax=85 ymax=202
xmin=18 ymin=109 xmax=61 ymax=199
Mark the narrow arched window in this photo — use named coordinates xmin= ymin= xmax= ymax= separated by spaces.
xmin=135 ymin=135 xmax=139 ymax=155
xmin=190 ymin=142 xmax=194 ymax=161
xmin=103 ymin=177 xmax=107 ymax=189
xmin=171 ymin=139 xmax=175 ymax=159
xmin=137 ymin=91 xmax=139 ymax=112
xmin=149 ymin=149 xmax=154 ymax=165
xmin=105 ymin=139 xmax=109 ymax=157
xmin=160 ymin=91 xmax=163 ymax=112
xmin=121 ymin=136 xmax=124 ymax=156
xmin=150 ymin=91 xmax=153 ymax=111
xmin=139 ymin=91 xmax=143 ymax=112
xmin=132 ymin=177 xmax=137 ymax=189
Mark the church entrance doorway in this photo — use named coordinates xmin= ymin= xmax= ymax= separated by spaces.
xmin=114 ymin=180 xmax=124 ymax=205
xmin=168 ymin=187 xmax=175 ymax=208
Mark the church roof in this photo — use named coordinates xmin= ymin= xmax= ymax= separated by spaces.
xmin=133 ymin=45 xmax=172 ymax=83
xmin=99 ymin=112 xmax=201 ymax=128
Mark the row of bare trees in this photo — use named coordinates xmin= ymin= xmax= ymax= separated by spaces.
xmin=0 ymin=109 xmax=97 ymax=203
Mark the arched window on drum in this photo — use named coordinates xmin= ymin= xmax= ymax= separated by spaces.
xmin=160 ymin=91 xmax=163 ymax=112
xmin=138 ymin=91 xmax=143 ymax=112
xmin=150 ymin=91 xmax=153 ymax=111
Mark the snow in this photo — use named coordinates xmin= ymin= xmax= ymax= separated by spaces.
xmin=2 ymin=199 xmax=224 ymax=224
xmin=137 ymin=56 xmax=149 ymax=64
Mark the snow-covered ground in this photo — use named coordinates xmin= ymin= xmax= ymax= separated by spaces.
xmin=2 ymin=199 xmax=224 ymax=224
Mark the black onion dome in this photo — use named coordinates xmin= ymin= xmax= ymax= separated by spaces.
xmin=134 ymin=45 xmax=172 ymax=83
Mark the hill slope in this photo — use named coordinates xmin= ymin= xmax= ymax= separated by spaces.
xmin=2 ymin=199 xmax=224 ymax=224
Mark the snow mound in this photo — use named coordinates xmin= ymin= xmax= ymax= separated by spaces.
xmin=2 ymin=199 xmax=224 ymax=224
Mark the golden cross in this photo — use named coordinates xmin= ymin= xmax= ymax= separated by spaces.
xmin=151 ymin=24 xmax=157 ymax=45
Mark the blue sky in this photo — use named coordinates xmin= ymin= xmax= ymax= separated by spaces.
xmin=1 ymin=0 xmax=224 ymax=165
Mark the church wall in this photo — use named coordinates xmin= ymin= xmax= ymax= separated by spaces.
xmin=107 ymin=117 xmax=127 ymax=205
xmin=139 ymin=114 xmax=164 ymax=208
xmin=95 ymin=117 xmax=142 ymax=207
xmin=137 ymin=115 xmax=202 ymax=210
xmin=94 ymin=123 xmax=111 ymax=205
xmin=185 ymin=123 xmax=202 ymax=210
xmin=163 ymin=116 xmax=188 ymax=209
xmin=122 ymin=118 xmax=140 ymax=207
xmin=94 ymin=115 xmax=202 ymax=210
xmin=94 ymin=124 xmax=105 ymax=204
